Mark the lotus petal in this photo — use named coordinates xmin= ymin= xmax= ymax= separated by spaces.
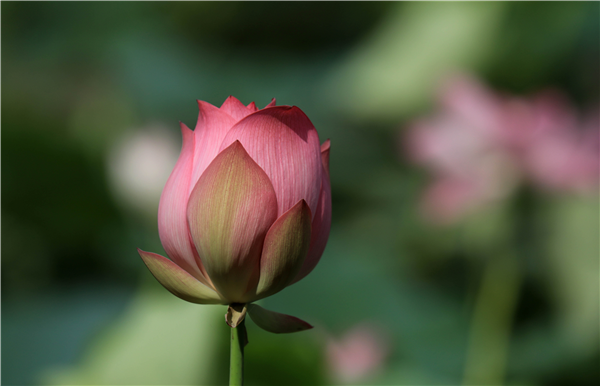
xmin=247 ymin=101 xmax=258 ymax=112
xmin=293 ymin=140 xmax=332 ymax=283
xmin=158 ymin=123 xmax=210 ymax=284
xmin=247 ymin=304 xmax=313 ymax=334
xmin=265 ymin=98 xmax=277 ymax=108
xmin=220 ymin=106 xmax=322 ymax=219
xmin=138 ymin=249 xmax=223 ymax=304
xmin=256 ymin=200 xmax=312 ymax=299
xmin=220 ymin=95 xmax=255 ymax=122
xmin=187 ymin=141 xmax=278 ymax=303
xmin=189 ymin=100 xmax=239 ymax=193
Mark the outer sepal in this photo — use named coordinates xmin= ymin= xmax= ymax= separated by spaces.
xmin=247 ymin=304 xmax=313 ymax=334
xmin=226 ymin=303 xmax=247 ymax=328
xmin=138 ymin=249 xmax=223 ymax=304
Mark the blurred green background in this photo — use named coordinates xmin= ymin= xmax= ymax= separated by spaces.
xmin=2 ymin=2 xmax=598 ymax=385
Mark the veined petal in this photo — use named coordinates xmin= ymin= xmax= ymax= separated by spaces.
xmin=255 ymin=200 xmax=312 ymax=300
xmin=190 ymin=100 xmax=239 ymax=194
xmin=138 ymin=249 xmax=223 ymax=304
xmin=220 ymin=95 xmax=255 ymax=122
xmin=158 ymin=123 xmax=210 ymax=284
xmin=187 ymin=141 xmax=278 ymax=303
xmin=247 ymin=304 xmax=313 ymax=334
xmin=293 ymin=141 xmax=332 ymax=283
xmin=220 ymin=106 xmax=322 ymax=219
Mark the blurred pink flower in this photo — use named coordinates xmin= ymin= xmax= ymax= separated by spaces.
xmin=524 ymin=106 xmax=599 ymax=194
xmin=326 ymin=323 xmax=389 ymax=384
xmin=405 ymin=74 xmax=599 ymax=224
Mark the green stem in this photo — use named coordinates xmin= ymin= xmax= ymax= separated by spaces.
xmin=462 ymin=254 xmax=521 ymax=385
xmin=229 ymin=318 xmax=245 ymax=386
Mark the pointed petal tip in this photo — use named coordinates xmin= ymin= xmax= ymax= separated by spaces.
xmin=321 ymin=139 xmax=331 ymax=152
xmin=298 ymin=198 xmax=311 ymax=212
xmin=221 ymin=95 xmax=239 ymax=107
xmin=179 ymin=121 xmax=192 ymax=133
xmin=196 ymin=99 xmax=219 ymax=110
xmin=225 ymin=140 xmax=254 ymax=160
xmin=220 ymin=96 xmax=257 ymax=121
xmin=228 ymin=139 xmax=246 ymax=153
xmin=196 ymin=99 xmax=214 ymax=114
xmin=265 ymin=98 xmax=277 ymax=108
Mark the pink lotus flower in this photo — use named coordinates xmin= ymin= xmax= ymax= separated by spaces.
xmin=138 ymin=96 xmax=331 ymax=332
xmin=405 ymin=74 xmax=599 ymax=224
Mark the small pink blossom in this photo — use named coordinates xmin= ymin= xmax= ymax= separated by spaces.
xmin=326 ymin=324 xmax=389 ymax=384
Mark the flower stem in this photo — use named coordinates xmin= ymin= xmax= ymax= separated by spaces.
xmin=229 ymin=318 xmax=246 ymax=386
xmin=463 ymin=254 xmax=521 ymax=385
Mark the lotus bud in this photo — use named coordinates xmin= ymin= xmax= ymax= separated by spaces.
xmin=138 ymin=96 xmax=331 ymax=333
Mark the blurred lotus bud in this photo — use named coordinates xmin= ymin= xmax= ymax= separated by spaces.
xmin=138 ymin=97 xmax=331 ymax=311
